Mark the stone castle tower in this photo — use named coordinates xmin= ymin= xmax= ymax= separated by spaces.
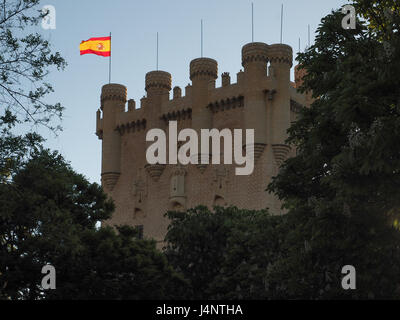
xmin=96 ymin=42 xmax=311 ymax=243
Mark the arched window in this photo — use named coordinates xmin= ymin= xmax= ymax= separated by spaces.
xmin=213 ymin=195 xmax=226 ymax=207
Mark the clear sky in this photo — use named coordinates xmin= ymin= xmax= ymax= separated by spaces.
xmin=37 ymin=0 xmax=348 ymax=184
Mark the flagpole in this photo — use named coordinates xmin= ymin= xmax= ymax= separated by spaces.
xmin=109 ymin=32 xmax=112 ymax=84
xmin=280 ymin=4 xmax=283 ymax=43
xmin=251 ymin=3 xmax=254 ymax=42
xmin=157 ymin=32 xmax=159 ymax=70
xmin=201 ymin=19 xmax=203 ymax=57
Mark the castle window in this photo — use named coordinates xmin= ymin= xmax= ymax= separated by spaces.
xmin=214 ymin=195 xmax=226 ymax=207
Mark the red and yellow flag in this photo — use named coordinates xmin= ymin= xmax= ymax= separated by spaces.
xmin=80 ymin=36 xmax=111 ymax=57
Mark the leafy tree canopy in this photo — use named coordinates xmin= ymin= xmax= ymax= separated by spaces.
xmin=0 ymin=0 xmax=66 ymax=185
xmin=0 ymin=0 xmax=66 ymax=131
xmin=0 ymin=150 xmax=187 ymax=300
xmin=165 ymin=206 xmax=288 ymax=299
xmin=266 ymin=0 xmax=400 ymax=299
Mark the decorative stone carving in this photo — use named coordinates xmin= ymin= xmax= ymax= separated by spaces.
xmin=145 ymin=164 xmax=166 ymax=181
xmin=132 ymin=168 xmax=147 ymax=204
xmin=170 ymin=164 xmax=186 ymax=210
xmin=244 ymin=143 xmax=266 ymax=162
xmin=101 ymin=172 xmax=120 ymax=191
xmin=272 ymin=144 xmax=291 ymax=167
xmin=192 ymin=154 xmax=210 ymax=174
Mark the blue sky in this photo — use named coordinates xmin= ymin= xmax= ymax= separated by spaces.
xmin=37 ymin=0 xmax=347 ymax=184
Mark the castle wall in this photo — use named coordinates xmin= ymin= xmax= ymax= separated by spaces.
xmin=96 ymin=42 xmax=309 ymax=243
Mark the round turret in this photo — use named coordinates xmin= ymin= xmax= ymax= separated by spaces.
xmin=145 ymin=70 xmax=172 ymax=93
xmin=267 ymin=44 xmax=293 ymax=67
xmin=101 ymin=83 xmax=127 ymax=107
xmin=190 ymin=58 xmax=218 ymax=81
xmin=241 ymin=43 xmax=270 ymax=160
xmin=267 ymin=44 xmax=293 ymax=152
xmin=100 ymin=83 xmax=126 ymax=191
xmin=241 ymin=42 xmax=269 ymax=67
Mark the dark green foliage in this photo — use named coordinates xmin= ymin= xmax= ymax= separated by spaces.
xmin=266 ymin=1 xmax=400 ymax=299
xmin=164 ymin=206 xmax=288 ymax=299
xmin=48 ymin=224 xmax=187 ymax=300
xmin=0 ymin=150 xmax=187 ymax=300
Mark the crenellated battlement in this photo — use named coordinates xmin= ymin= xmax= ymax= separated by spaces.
xmin=145 ymin=71 xmax=172 ymax=92
xmin=190 ymin=58 xmax=218 ymax=81
xmin=96 ymin=43 xmax=309 ymax=138
xmin=268 ymin=44 xmax=293 ymax=66
xmin=96 ymin=42 xmax=306 ymax=140
xmin=207 ymin=95 xmax=244 ymax=113
xmin=241 ymin=42 xmax=269 ymax=66
xmin=161 ymin=108 xmax=192 ymax=124
xmin=101 ymin=84 xmax=127 ymax=108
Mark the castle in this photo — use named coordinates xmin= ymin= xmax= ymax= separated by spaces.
xmin=96 ymin=42 xmax=311 ymax=243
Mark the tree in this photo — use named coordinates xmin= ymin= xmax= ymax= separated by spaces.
xmin=164 ymin=206 xmax=288 ymax=299
xmin=0 ymin=150 xmax=187 ymax=299
xmin=0 ymin=0 xmax=66 ymax=185
xmin=0 ymin=0 xmax=66 ymax=131
xmin=267 ymin=0 xmax=400 ymax=299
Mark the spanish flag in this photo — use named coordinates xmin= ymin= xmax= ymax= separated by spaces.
xmin=80 ymin=36 xmax=111 ymax=57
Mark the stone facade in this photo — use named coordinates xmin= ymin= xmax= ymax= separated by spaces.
xmin=96 ymin=42 xmax=311 ymax=243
